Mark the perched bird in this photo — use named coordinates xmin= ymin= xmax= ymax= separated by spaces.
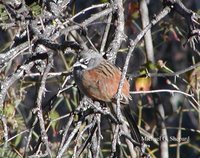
xmin=73 ymin=49 xmax=142 ymax=146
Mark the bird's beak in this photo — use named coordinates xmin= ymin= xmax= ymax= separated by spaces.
xmin=73 ymin=61 xmax=81 ymax=67
xmin=73 ymin=61 xmax=87 ymax=69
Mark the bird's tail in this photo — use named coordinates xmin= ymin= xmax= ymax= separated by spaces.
xmin=121 ymin=105 xmax=142 ymax=147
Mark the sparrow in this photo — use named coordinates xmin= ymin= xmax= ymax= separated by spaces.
xmin=73 ymin=49 xmax=142 ymax=146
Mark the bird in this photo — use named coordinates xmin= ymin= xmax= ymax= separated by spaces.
xmin=73 ymin=49 xmax=142 ymax=146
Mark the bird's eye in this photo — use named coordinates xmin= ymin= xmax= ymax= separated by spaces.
xmin=81 ymin=59 xmax=89 ymax=65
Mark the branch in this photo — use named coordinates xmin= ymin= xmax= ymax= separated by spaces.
xmin=114 ymin=6 xmax=171 ymax=157
xmin=56 ymin=120 xmax=82 ymax=158
xmin=139 ymin=0 xmax=154 ymax=63
xmin=116 ymin=6 xmax=171 ymax=112
xmin=0 ymin=116 xmax=8 ymax=157
xmin=163 ymin=0 xmax=200 ymax=55
xmin=34 ymin=53 xmax=53 ymax=157
xmin=130 ymin=89 xmax=194 ymax=98
xmin=0 ymin=42 xmax=29 ymax=69
xmin=106 ymin=0 xmax=125 ymax=63
xmin=60 ymin=8 xmax=113 ymax=37
xmin=0 ymin=63 xmax=34 ymax=108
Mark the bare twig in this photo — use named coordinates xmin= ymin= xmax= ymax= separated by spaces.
xmin=24 ymin=71 xmax=71 ymax=78
xmin=100 ymin=13 xmax=112 ymax=53
xmin=116 ymin=6 xmax=171 ymax=117
xmin=0 ymin=62 xmax=34 ymax=108
xmin=65 ymin=3 xmax=110 ymax=24
xmin=60 ymin=8 xmax=113 ymax=37
xmin=1 ymin=116 xmax=8 ymax=157
xmin=0 ymin=42 xmax=30 ymax=69
xmin=25 ymin=118 xmax=38 ymax=157
xmin=35 ymin=53 xmax=53 ymax=157
xmin=157 ymin=103 xmax=169 ymax=158
xmin=141 ymin=62 xmax=200 ymax=78
xmin=57 ymin=115 xmax=74 ymax=152
xmin=130 ymin=89 xmax=193 ymax=97
xmin=114 ymin=6 xmax=171 ymax=157
xmin=107 ymin=0 xmax=125 ymax=63
xmin=95 ymin=114 xmax=101 ymax=158
xmin=139 ymin=0 xmax=154 ymax=63
xmin=163 ymin=0 xmax=200 ymax=55
xmin=121 ymin=123 xmax=138 ymax=158
xmin=110 ymin=124 xmax=120 ymax=158
xmin=56 ymin=120 xmax=82 ymax=158
xmin=176 ymin=108 xmax=183 ymax=158
xmin=73 ymin=121 xmax=97 ymax=157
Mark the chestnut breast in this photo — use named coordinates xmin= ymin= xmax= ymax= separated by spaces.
xmin=81 ymin=59 xmax=131 ymax=103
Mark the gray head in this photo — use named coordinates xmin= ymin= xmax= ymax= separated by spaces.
xmin=73 ymin=49 xmax=103 ymax=70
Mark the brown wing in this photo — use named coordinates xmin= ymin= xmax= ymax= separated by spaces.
xmin=82 ymin=60 xmax=130 ymax=103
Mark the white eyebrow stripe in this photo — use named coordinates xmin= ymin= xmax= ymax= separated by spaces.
xmin=80 ymin=58 xmax=84 ymax=62
xmin=73 ymin=61 xmax=88 ymax=69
